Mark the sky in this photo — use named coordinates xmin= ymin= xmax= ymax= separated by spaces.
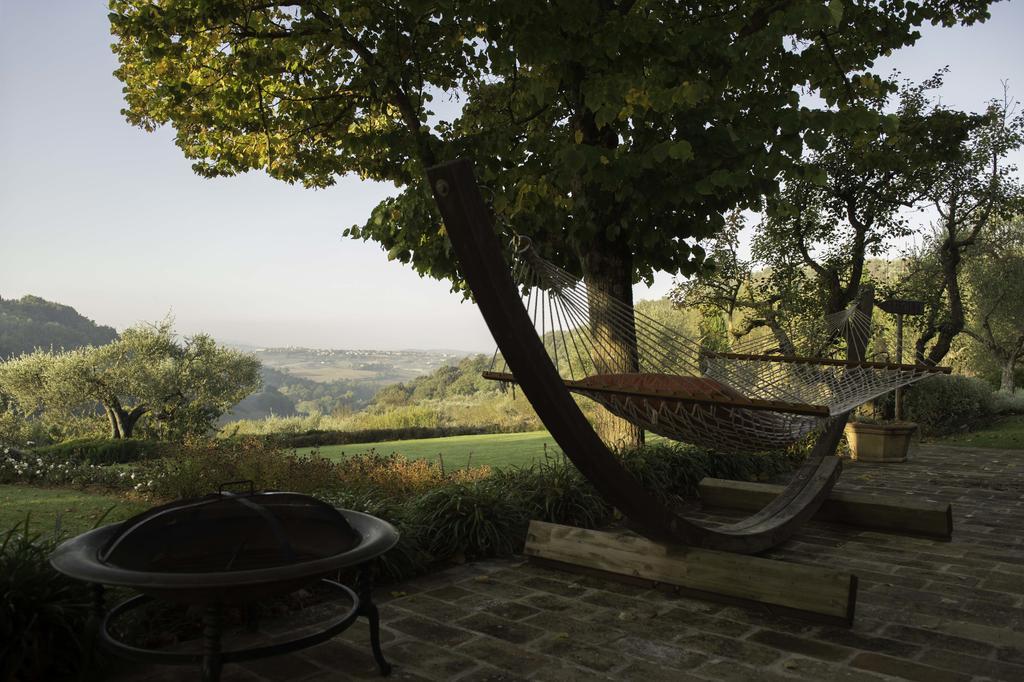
xmin=1 ymin=2 xmax=1021 ymax=352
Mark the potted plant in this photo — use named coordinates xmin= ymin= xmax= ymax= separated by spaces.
xmin=844 ymin=415 xmax=917 ymax=463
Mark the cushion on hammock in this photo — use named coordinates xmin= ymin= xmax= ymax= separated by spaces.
xmin=571 ymin=373 xmax=747 ymax=404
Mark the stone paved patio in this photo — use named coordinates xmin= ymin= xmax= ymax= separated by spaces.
xmin=112 ymin=443 xmax=1023 ymax=681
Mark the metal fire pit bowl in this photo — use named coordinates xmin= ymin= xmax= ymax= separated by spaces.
xmin=50 ymin=485 xmax=399 ymax=681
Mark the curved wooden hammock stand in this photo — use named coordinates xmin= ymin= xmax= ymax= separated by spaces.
xmin=427 ymin=159 xmax=867 ymax=555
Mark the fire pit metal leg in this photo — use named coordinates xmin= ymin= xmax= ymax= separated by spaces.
xmin=202 ymin=604 xmax=224 ymax=682
xmin=357 ymin=564 xmax=391 ymax=676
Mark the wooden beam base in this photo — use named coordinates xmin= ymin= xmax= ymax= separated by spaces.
xmin=698 ymin=478 xmax=952 ymax=541
xmin=524 ymin=521 xmax=857 ymax=625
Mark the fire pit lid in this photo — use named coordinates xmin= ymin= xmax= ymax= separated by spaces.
xmin=98 ymin=482 xmax=360 ymax=573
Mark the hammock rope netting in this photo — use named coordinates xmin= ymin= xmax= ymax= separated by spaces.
xmin=486 ymin=239 xmax=949 ymax=453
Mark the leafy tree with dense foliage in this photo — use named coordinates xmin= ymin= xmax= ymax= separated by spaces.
xmin=0 ymin=321 xmax=261 ymax=440
xmin=108 ymin=0 xmax=995 ymax=444
xmin=903 ymin=92 xmax=1024 ymax=365
xmin=0 ymin=295 xmax=118 ymax=359
xmin=673 ymin=77 xmax=975 ymax=351
xmin=960 ymin=216 xmax=1024 ymax=391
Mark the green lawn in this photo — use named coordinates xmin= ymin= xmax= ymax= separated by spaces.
xmin=309 ymin=430 xmax=563 ymax=470
xmin=0 ymin=485 xmax=146 ymax=537
xmin=935 ymin=414 xmax=1024 ymax=449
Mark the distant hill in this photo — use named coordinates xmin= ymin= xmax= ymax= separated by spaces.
xmin=0 ymin=295 xmax=118 ymax=359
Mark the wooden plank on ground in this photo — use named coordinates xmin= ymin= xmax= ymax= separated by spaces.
xmin=698 ymin=478 xmax=952 ymax=541
xmin=524 ymin=520 xmax=857 ymax=625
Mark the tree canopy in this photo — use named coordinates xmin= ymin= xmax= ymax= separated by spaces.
xmin=109 ymin=0 xmax=995 ymax=285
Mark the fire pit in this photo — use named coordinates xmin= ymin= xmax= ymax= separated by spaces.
xmin=50 ymin=483 xmax=399 ymax=681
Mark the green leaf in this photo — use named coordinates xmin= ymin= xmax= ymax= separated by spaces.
xmin=828 ymin=0 xmax=844 ymax=26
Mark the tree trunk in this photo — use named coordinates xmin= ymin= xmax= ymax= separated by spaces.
xmin=104 ymin=405 xmax=121 ymax=439
xmin=925 ymin=235 xmax=966 ymax=365
xmin=1000 ymin=359 xmax=1016 ymax=393
xmin=109 ymin=403 xmax=148 ymax=439
xmin=580 ymin=237 xmax=644 ymax=451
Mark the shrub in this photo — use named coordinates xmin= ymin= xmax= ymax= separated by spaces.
xmin=334 ymin=450 xmax=490 ymax=499
xmin=488 ymin=455 xmax=612 ymax=529
xmin=0 ymin=447 xmax=142 ymax=490
xmin=411 ymin=483 xmax=527 ymax=561
xmin=991 ymin=389 xmax=1024 ymax=415
xmin=33 ymin=437 xmax=166 ymax=465
xmin=0 ymin=519 xmax=95 ymax=681
xmin=620 ymin=442 xmax=802 ymax=500
xmin=903 ymin=375 xmax=996 ymax=435
xmin=140 ymin=438 xmax=341 ymax=499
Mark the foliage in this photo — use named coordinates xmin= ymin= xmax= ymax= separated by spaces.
xmin=411 ymin=483 xmax=527 ymax=562
xmin=0 ymin=519 xmax=94 ymax=682
xmin=109 ymin=0 xmax=994 ymax=287
xmin=0 ymin=319 xmax=261 ymax=441
xmin=937 ymin=414 xmax=1024 ymax=449
xmin=991 ymin=390 xmax=1024 ymax=416
xmin=31 ymin=437 xmax=165 ymax=465
xmin=901 ymin=92 xmax=1024 ymax=365
xmin=674 ymin=76 xmax=977 ymax=348
xmin=903 ymin=375 xmax=995 ymax=435
xmin=959 ymin=216 xmax=1024 ymax=391
xmin=0 ymin=294 xmax=117 ymax=360
xmin=334 ymin=451 xmax=490 ymax=498
xmin=620 ymin=442 xmax=803 ymax=502
xmin=225 ymin=393 xmax=542 ymax=441
xmin=488 ymin=455 xmax=612 ymax=530
xmin=139 ymin=438 xmax=340 ymax=500
xmin=0 ymin=446 xmax=144 ymax=490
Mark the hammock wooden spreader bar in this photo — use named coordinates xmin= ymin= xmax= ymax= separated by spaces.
xmin=481 ymin=371 xmax=831 ymax=417
xmin=703 ymin=352 xmax=952 ymax=374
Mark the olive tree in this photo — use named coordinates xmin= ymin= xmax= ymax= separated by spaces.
xmin=0 ymin=321 xmax=261 ymax=440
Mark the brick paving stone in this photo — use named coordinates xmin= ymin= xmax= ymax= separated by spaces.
xmin=812 ymin=626 xmax=923 ymax=658
xmin=453 ymin=636 xmax=552 ymax=676
xmin=458 ymin=576 xmax=535 ymax=600
xmin=748 ymin=629 xmax=853 ymax=662
xmin=879 ymin=623 xmax=995 ymax=658
xmin=674 ymin=631 xmax=782 ymax=666
xmin=774 ymin=656 xmax=891 ymax=681
xmin=523 ymin=609 xmax=626 ymax=644
xmin=389 ymin=614 xmax=475 ymax=646
xmin=532 ymin=634 xmax=624 ymax=672
xmin=455 ymin=666 xmax=527 ymax=682
xmin=659 ymin=607 xmax=754 ymax=637
xmin=481 ymin=600 xmax=542 ymax=621
xmin=390 ymin=593 xmax=477 ymax=623
xmin=515 ymin=575 xmax=587 ymax=597
xmin=608 ymin=635 xmax=708 ymax=669
xmin=695 ymin=660 xmax=797 ymax=682
xmin=516 ymin=592 xmax=602 ymax=616
xmin=386 ymin=639 xmax=479 ymax=679
xmin=454 ymin=612 xmax=545 ymax=644
xmin=850 ymin=652 xmax=971 ymax=682
xmin=917 ymin=648 xmax=1024 ymax=682
xmin=612 ymin=659 xmax=708 ymax=681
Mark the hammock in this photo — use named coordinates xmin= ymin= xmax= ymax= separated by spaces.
xmin=486 ymin=239 xmax=950 ymax=452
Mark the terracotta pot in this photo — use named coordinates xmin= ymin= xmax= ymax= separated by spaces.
xmin=843 ymin=422 xmax=918 ymax=463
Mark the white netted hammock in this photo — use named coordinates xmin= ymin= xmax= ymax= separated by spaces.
xmin=485 ymin=238 xmax=949 ymax=453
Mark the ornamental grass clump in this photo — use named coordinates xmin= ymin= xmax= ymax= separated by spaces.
xmin=0 ymin=520 xmax=96 ymax=681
